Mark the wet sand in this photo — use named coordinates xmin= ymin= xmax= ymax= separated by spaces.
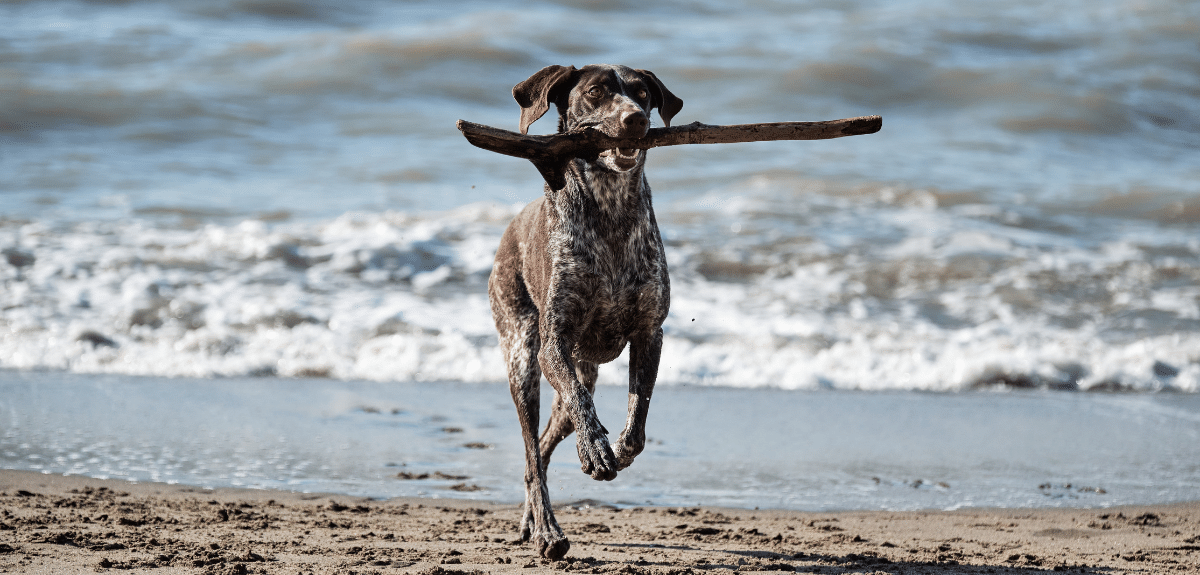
xmin=2 ymin=470 xmax=1197 ymax=574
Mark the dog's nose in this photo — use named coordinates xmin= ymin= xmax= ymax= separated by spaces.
xmin=621 ymin=110 xmax=648 ymax=134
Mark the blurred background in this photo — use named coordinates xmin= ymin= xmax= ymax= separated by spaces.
xmin=2 ymin=0 xmax=1199 ymax=391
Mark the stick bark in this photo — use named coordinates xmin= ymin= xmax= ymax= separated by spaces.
xmin=456 ymin=115 xmax=882 ymax=189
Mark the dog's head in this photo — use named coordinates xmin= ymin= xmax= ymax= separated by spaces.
xmin=513 ymin=64 xmax=683 ymax=172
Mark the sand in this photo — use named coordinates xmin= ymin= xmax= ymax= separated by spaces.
xmin=1 ymin=470 xmax=1197 ymax=574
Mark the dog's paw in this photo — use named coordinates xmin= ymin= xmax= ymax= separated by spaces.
xmin=613 ymin=431 xmax=645 ymax=470
xmin=518 ymin=508 xmax=533 ymax=542
xmin=576 ymin=434 xmax=618 ymax=481
xmin=612 ymin=440 xmax=640 ymax=471
xmin=533 ymin=532 xmax=571 ymax=560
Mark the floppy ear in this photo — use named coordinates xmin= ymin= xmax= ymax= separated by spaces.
xmin=513 ymin=65 xmax=578 ymax=135
xmin=635 ymin=69 xmax=684 ymax=127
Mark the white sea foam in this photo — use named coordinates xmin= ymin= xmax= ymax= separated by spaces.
xmin=3 ymin=188 xmax=1197 ymax=391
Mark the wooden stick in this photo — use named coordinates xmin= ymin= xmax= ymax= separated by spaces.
xmin=456 ymin=115 xmax=882 ymax=189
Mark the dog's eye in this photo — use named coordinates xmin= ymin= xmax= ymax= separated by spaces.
xmin=587 ymin=86 xmax=604 ymax=97
xmin=637 ymin=89 xmax=648 ymax=101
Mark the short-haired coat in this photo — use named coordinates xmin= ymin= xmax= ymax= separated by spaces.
xmin=488 ymin=64 xmax=683 ymax=559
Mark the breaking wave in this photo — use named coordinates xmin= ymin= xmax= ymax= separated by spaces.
xmin=4 ymin=186 xmax=1197 ymax=392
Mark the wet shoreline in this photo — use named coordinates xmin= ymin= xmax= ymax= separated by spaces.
xmin=5 ymin=370 xmax=1199 ymax=512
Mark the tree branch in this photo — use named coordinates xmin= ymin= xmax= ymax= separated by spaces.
xmin=455 ymin=115 xmax=883 ymax=189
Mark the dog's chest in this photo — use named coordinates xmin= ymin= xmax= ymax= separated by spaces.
xmin=550 ymin=212 xmax=666 ymax=308
xmin=557 ymin=170 xmax=666 ymax=296
xmin=547 ymin=172 xmax=669 ymax=360
xmin=567 ymin=240 xmax=667 ymax=363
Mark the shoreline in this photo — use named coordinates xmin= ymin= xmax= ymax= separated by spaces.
xmin=8 ymin=372 xmax=1200 ymax=513
xmin=2 ymin=470 xmax=1197 ymax=574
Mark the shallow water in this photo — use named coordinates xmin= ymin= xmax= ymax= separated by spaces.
xmin=4 ymin=370 xmax=1199 ymax=511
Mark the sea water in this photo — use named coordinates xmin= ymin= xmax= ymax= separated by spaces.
xmin=3 ymin=0 xmax=1198 ymax=391
xmin=2 ymin=0 xmax=1199 ymax=508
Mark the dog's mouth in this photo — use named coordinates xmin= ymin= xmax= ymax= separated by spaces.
xmin=601 ymin=147 xmax=641 ymax=170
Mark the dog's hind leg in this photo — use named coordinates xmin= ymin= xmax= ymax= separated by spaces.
xmin=492 ymin=266 xmax=570 ymax=558
xmin=539 ymin=361 xmax=598 ymax=471
xmin=500 ymin=314 xmax=570 ymax=559
xmin=614 ymin=328 xmax=662 ymax=470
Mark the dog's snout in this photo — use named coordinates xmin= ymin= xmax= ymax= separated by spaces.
xmin=621 ymin=109 xmax=648 ymax=134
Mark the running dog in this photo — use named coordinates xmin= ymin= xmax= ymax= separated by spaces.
xmin=488 ymin=64 xmax=683 ymax=559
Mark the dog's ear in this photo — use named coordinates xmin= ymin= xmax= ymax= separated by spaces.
xmin=513 ymin=65 xmax=578 ymax=135
xmin=635 ymin=69 xmax=684 ymax=127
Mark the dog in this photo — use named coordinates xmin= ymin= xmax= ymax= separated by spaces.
xmin=488 ymin=64 xmax=683 ymax=560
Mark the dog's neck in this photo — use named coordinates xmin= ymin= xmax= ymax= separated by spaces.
xmin=578 ymin=159 xmax=649 ymax=218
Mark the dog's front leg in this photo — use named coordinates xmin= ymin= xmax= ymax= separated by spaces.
xmin=615 ymin=327 xmax=662 ymax=470
xmin=538 ymin=338 xmax=619 ymax=482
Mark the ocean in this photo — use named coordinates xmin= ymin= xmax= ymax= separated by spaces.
xmin=2 ymin=0 xmax=1199 ymax=509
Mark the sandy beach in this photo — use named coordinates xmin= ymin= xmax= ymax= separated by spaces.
xmin=2 ymin=470 xmax=1197 ymax=574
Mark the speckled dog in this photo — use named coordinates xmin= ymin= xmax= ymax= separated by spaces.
xmin=488 ymin=64 xmax=683 ymax=560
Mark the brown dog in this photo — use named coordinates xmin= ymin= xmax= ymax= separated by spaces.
xmin=488 ymin=64 xmax=683 ymax=559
